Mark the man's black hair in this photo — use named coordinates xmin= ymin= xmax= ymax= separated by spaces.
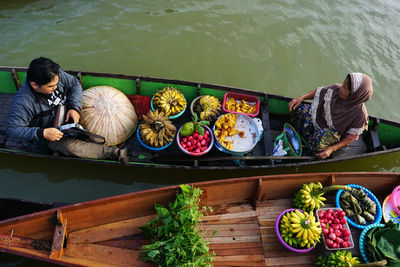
xmin=27 ymin=57 xmax=60 ymax=86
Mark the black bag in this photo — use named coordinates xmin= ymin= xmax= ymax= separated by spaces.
xmin=54 ymin=105 xmax=106 ymax=144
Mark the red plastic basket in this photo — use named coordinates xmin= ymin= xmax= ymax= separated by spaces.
xmin=222 ymin=92 xmax=260 ymax=117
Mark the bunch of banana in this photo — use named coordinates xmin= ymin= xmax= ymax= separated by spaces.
xmin=293 ymin=182 xmax=353 ymax=212
xmin=152 ymin=87 xmax=186 ymax=116
xmin=279 ymin=211 xmax=300 ymax=248
xmin=225 ymin=97 xmax=256 ymax=114
xmin=284 ymin=209 xmax=322 ymax=249
xmin=316 ymin=250 xmax=361 ymax=267
xmin=193 ymin=95 xmax=221 ymax=121
xmin=139 ymin=109 xmax=176 ymax=148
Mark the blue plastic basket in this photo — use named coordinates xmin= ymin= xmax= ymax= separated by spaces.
xmin=359 ymin=223 xmax=385 ymax=263
xmin=335 ymin=184 xmax=383 ymax=229
xmin=150 ymin=95 xmax=186 ymax=119
xmin=137 ymin=128 xmax=174 ymax=151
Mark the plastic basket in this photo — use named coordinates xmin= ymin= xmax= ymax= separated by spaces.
xmin=359 ymin=223 xmax=385 ymax=263
xmin=222 ymin=91 xmax=260 ymax=117
xmin=335 ymin=184 xmax=383 ymax=229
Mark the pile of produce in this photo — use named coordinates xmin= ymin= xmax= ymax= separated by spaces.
xmin=139 ymin=184 xmax=214 ymax=267
xmin=139 ymin=109 xmax=176 ymax=148
xmin=318 ymin=209 xmax=352 ymax=249
xmin=364 ymin=221 xmax=400 ymax=266
xmin=192 ymin=95 xmax=222 ymax=121
xmin=279 ymin=209 xmax=322 ymax=249
xmin=180 ymin=114 xmax=212 ymax=154
xmin=152 ymin=87 xmax=186 ymax=117
xmin=225 ymin=97 xmax=257 ymax=114
xmin=339 ymin=188 xmax=377 ymax=225
xmin=316 ymin=250 xmax=361 ymax=267
xmin=214 ymin=113 xmax=243 ymax=150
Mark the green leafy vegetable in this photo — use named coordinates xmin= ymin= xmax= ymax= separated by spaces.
xmin=139 ymin=184 xmax=214 ymax=266
xmin=365 ymin=221 xmax=400 ymax=266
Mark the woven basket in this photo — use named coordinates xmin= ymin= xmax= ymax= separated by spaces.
xmin=81 ymin=86 xmax=138 ymax=146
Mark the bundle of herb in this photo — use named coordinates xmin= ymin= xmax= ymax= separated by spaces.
xmin=364 ymin=221 xmax=400 ymax=267
xmin=139 ymin=184 xmax=214 ymax=266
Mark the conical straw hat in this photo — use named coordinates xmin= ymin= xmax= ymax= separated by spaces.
xmin=80 ymin=86 xmax=138 ymax=146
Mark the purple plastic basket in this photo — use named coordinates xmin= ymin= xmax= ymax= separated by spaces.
xmin=275 ymin=208 xmax=316 ymax=253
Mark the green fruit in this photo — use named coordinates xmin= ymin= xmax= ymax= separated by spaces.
xmin=180 ymin=122 xmax=194 ymax=137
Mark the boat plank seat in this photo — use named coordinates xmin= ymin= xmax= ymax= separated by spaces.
xmin=201 ymin=203 xmax=266 ymax=266
xmin=49 ymin=210 xmax=68 ymax=259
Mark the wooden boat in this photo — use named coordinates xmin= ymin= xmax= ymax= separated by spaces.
xmin=1 ymin=66 xmax=400 ymax=172
xmin=0 ymin=197 xmax=64 ymax=221
xmin=0 ymin=172 xmax=398 ymax=266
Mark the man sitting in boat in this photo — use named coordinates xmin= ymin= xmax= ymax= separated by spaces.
xmin=7 ymin=57 xmax=129 ymax=163
xmin=288 ymin=73 xmax=373 ymax=159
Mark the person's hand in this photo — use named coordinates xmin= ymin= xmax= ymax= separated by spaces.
xmin=44 ymin=128 xmax=64 ymax=142
xmin=288 ymin=96 xmax=304 ymax=112
xmin=315 ymin=146 xmax=334 ymax=159
xmin=65 ymin=109 xmax=80 ymax=124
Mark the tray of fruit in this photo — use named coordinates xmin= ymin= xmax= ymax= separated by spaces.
xmin=222 ymin=91 xmax=260 ymax=117
xmin=316 ymin=208 xmax=354 ymax=250
xmin=213 ymin=113 xmax=261 ymax=155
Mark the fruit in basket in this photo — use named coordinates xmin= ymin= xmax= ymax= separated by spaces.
xmin=139 ymin=109 xmax=176 ymax=148
xmin=318 ymin=209 xmax=352 ymax=249
xmin=316 ymin=250 xmax=360 ymax=267
xmin=193 ymin=95 xmax=222 ymax=121
xmin=279 ymin=209 xmax=322 ymax=249
xmin=180 ymin=129 xmax=212 ymax=154
xmin=225 ymin=97 xmax=256 ymax=114
xmin=214 ymin=113 xmax=243 ymax=150
xmin=152 ymin=87 xmax=186 ymax=116
xmin=181 ymin=113 xmax=210 ymax=137
xmin=293 ymin=182 xmax=354 ymax=212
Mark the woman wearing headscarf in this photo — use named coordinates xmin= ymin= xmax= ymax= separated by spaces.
xmin=288 ymin=73 xmax=373 ymax=159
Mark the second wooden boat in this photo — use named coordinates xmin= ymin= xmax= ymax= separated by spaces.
xmin=0 ymin=172 xmax=398 ymax=266
xmin=0 ymin=67 xmax=400 ymax=173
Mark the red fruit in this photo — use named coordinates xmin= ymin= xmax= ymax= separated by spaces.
xmin=195 ymin=148 xmax=201 ymax=153
xmin=332 ymin=224 xmax=340 ymax=230
xmin=197 ymin=134 xmax=203 ymax=141
xmin=195 ymin=129 xmax=198 ymax=133
xmin=331 ymin=242 xmax=338 ymax=248
xmin=181 ymin=142 xmax=186 ymax=148
xmin=192 ymin=139 xmax=197 ymax=145
xmin=320 ymin=222 xmax=326 ymax=229
xmin=322 ymin=228 xmax=329 ymax=236
xmin=196 ymin=142 xmax=201 ymax=148
xmin=187 ymin=141 xmax=192 ymax=147
xmin=188 ymin=136 xmax=194 ymax=141
xmin=342 ymin=229 xmax=350 ymax=237
xmin=182 ymin=137 xmax=188 ymax=142
xmin=336 ymin=237 xmax=343 ymax=244
xmin=320 ymin=218 xmax=327 ymax=223
xmin=205 ymin=130 xmax=210 ymax=136
xmin=340 ymin=218 xmax=347 ymax=225
xmin=339 ymin=211 xmax=346 ymax=217
xmin=200 ymin=147 xmax=206 ymax=152
xmin=334 ymin=218 xmax=340 ymax=224
xmin=319 ymin=211 xmax=326 ymax=218
xmin=334 ymin=229 xmax=341 ymax=237
xmin=338 ymin=224 xmax=343 ymax=230
xmin=326 ymin=239 xmax=334 ymax=247
xmin=327 ymin=209 xmax=334 ymax=214
xmin=201 ymin=140 xmax=207 ymax=146
xmin=329 ymin=233 xmax=336 ymax=240
xmin=329 ymin=227 xmax=334 ymax=233
xmin=193 ymin=133 xmax=199 ymax=139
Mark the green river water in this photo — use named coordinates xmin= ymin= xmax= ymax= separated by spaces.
xmin=1 ymin=0 xmax=400 ymax=265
